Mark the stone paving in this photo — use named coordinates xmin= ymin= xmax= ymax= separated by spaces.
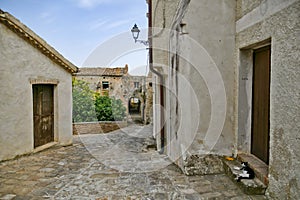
xmin=0 ymin=124 xmax=267 ymax=200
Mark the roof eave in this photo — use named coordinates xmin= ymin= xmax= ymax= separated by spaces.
xmin=0 ymin=10 xmax=78 ymax=74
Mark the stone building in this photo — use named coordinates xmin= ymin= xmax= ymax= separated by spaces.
xmin=0 ymin=10 xmax=78 ymax=161
xmin=149 ymin=0 xmax=299 ymax=199
xmin=74 ymin=66 xmax=149 ymax=121
xmin=143 ymin=72 xmax=154 ymax=124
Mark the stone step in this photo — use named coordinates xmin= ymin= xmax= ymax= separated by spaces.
xmin=238 ymin=153 xmax=269 ymax=185
xmin=223 ymin=158 xmax=267 ymax=195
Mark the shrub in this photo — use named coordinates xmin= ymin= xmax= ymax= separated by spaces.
xmin=73 ymin=79 xmax=127 ymax=122
xmin=94 ymin=94 xmax=126 ymax=121
xmin=72 ymin=79 xmax=97 ymax=122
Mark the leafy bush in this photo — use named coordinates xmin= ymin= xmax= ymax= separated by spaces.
xmin=72 ymin=79 xmax=97 ymax=122
xmin=111 ymin=98 xmax=127 ymax=121
xmin=72 ymin=79 xmax=126 ymax=122
xmin=94 ymin=94 xmax=126 ymax=121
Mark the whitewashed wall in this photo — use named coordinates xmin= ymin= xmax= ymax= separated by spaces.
xmin=0 ymin=23 xmax=73 ymax=161
xmin=236 ymin=0 xmax=300 ymax=198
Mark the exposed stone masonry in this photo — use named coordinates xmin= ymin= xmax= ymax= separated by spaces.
xmin=73 ymin=121 xmax=127 ymax=135
xmin=183 ymin=155 xmax=224 ymax=176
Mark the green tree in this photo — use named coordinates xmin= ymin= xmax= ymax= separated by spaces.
xmin=111 ymin=98 xmax=127 ymax=121
xmin=72 ymin=79 xmax=97 ymax=122
xmin=94 ymin=94 xmax=126 ymax=121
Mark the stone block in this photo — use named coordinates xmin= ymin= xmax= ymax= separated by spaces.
xmin=183 ymin=154 xmax=224 ymax=175
xmin=73 ymin=121 xmax=127 ymax=135
xmin=223 ymin=158 xmax=267 ymax=195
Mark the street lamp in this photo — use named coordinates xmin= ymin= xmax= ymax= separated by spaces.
xmin=131 ymin=24 xmax=149 ymax=46
xmin=131 ymin=24 xmax=140 ymax=41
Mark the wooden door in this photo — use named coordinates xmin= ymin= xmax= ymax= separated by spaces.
xmin=33 ymin=85 xmax=54 ymax=148
xmin=251 ymin=46 xmax=271 ymax=164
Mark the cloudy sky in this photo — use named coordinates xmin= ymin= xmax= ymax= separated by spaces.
xmin=0 ymin=0 xmax=149 ymax=75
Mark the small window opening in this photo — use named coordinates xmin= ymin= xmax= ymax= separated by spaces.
xmin=102 ymin=81 xmax=109 ymax=89
xmin=134 ymin=82 xmax=140 ymax=89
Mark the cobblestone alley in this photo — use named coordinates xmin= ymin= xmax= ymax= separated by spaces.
xmin=0 ymin=124 xmax=267 ymax=200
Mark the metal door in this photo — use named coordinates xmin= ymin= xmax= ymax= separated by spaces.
xmin=251 ymin=46 xmax=271 ymax=164
xmin=33 ymin=85 xmax=54 ymax=148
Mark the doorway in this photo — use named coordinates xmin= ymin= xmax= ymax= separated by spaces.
xmin=128 ymin=97 xmax=141 ymax=115
xmin=251 ymin=45 xmax=271 ymax=164
xmin=33 ymin=84 xmax=54 ymax=148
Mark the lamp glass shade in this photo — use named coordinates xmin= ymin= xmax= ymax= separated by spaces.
xmin=131 ymin=24 xmax=140 ymax=40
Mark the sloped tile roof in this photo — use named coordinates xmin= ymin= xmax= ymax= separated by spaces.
xmin=0 ymin=9 xmax=78 ymax=73
xmin=75 ymin=65 xmax=129 ymax=77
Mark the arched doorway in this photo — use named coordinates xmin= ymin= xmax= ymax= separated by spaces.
xmin=128 ymin=97 xmax=141 ymax=115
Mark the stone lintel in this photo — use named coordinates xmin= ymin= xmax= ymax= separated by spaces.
xmin=30 ymin=79 xmax=59 ymax=85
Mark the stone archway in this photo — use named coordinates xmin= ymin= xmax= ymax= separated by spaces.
xmin=128 ymin=97 xmax=141 ymax=115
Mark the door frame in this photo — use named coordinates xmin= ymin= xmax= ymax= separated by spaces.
xmin=251 ymin=45 xmax=271 ymax=164
xmin=31 ymin=80 xmax=58 ymax=148
xmin=237 ymin=39 xmax=271 ymax=163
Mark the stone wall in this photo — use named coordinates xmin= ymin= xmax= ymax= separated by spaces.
xmin=74 ymin=70 xmax=146 ymax=118
xmin=151 ymin=0 xmax=181 ymax=151
xmin=143 ymin=74 xmax=153 ymax=124
xmin=157 ymin=0 xmax=236 ymax=174
xmin=183 ymin=155 xmax=224 ymax=176
xmin=235 ymin=0 xmax=300 ymax=199
xmin=73 ymin=121 xmax=127 ymax=135
xmin=151 ymin=0 xmax=300 ymax=198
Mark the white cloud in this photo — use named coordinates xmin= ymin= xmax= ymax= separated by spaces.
xmin=41 ymin=12 xmax=51 ymax=18
xmin=89 ymin=18 xmax=131 ymax=31
xmin=74 ymin=0 xmax=112 ymax=8
xmin=89 ymin=19 xmax=109 ymax=31
xmin=107 ymin=19 xmax=131 ymax=29
xmin=40 ymin=12 xmax=56 ymax=24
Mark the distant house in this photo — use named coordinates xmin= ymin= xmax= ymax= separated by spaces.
xmin=0 ymin=10 xmax=78 ymax=161
xmin=74 ymin=65 xmax=148 ymax=120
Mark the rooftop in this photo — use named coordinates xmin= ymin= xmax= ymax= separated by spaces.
xmin=75 ymin=65 xmax=129 ymax=77
xmin=0 ymin=9 xmax=78 ymax=73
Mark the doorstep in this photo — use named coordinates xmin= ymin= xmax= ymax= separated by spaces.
xmin=33 ymin=142 xmax=58 ymax=153
xmin=237 ymin=153 xmax=269 ymax=185
xmin=223 ymin=157 xmax=267 ymax=195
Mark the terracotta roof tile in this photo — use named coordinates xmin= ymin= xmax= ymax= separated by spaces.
xmin=75 ymin=65 xmax=129 ymax=77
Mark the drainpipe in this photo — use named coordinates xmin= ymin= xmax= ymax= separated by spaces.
xmin=147 ymin=0 xmax=165 ymax=153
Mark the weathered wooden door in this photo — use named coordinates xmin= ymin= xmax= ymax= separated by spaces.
xmin=251 ymin=46 xmax=271 ymax=164
xmin=33 ymin=85 xmax=54 ymax=148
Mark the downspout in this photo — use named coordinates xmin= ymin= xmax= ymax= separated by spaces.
xmin=147 ymin=0 xmax=165 ymax=153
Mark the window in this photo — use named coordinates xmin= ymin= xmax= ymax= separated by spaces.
xmin=102 ymin=81 xmax=109 ymax=89
xmin=134 ymin=82 xmax=140 ymax=89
